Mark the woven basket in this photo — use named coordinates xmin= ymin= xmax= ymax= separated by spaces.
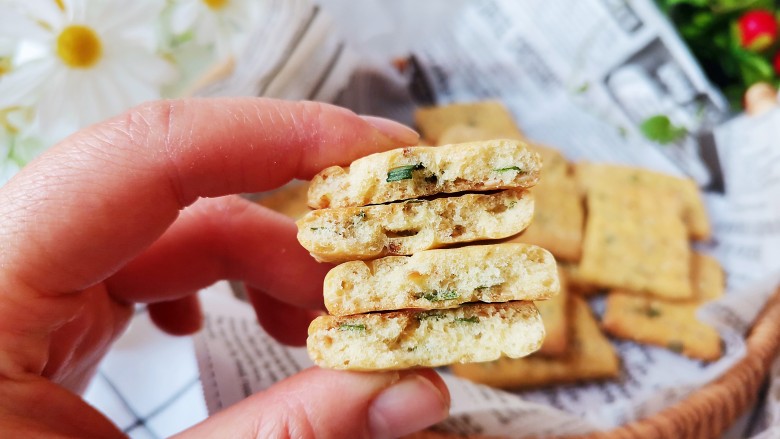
xmin=408 ymin=287 xmax=780 ymax=439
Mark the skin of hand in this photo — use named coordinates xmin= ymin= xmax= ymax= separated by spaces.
xmin=0 ymin=98 xmax=450 ymax=438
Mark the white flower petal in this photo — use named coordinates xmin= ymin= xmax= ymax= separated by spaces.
xmin=35 ymin=68 xmax=79 ymax=138
xmin=170 ymin=1 xmax=200 ymax=35
xmin=94 ymin=0 xmax=163 ymax=34
xmin=108 ymin=44 xmax=177 ymax=87
xmin=14 ymin=0 xmax=66 ymax=32
xmin=0 ymin=4 xmax=53 ymax=42
xmin=65 ymin=0 xmax=89 ymax=24
xmin=0 ymin=58 xmax=55 ymax=107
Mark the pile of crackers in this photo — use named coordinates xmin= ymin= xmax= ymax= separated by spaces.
xmin=257 ymin=100 xmax=724 ymax=389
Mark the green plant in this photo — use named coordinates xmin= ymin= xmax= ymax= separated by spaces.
xmin=657 ymin=0 xmax=779 ymax=108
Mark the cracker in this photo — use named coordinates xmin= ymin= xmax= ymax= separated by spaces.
xmin=578 ymin=184 xmax=693 ymax=299
xmin=323 ymin=243 xmax=560 ymax=315
xmin=307 ymin=301 xmax=544 ymax=371
xmin=415 ymin=100 xmax=524 ymax=144
xmin=450 ymin=297 xmax=619 ymax=388
xmin=601 ymin=291 xmax=721 ymax=361
xmin=298 ymin=190 xmax=534 ymax=263
xmin=509 ymin=175 xmax=583 ymax=262
xmin=437 ymin=125 xmax=492 ymax=145
xmin=534 ymin=267 xmax=569 ymax=357
xmin=575 ymin=163 xmax=710 ymax=240
xmin=601 ymin=252 xmax=724 ymax=361
xmin=256 ymin=181 xmax=310 ymax=219
xmin=529 ymin=143 xmax=569 ymax=180
xmin=307 ymin=140 xmax=541 ymax=209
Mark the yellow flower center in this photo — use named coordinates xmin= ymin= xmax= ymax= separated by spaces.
xmin=203 ymin=0 xmax=229 ymax=10
xmin=0 ymin=57 xmax=11 ymax=77
xmin=56 ymin=25 xmax=102 ymax=68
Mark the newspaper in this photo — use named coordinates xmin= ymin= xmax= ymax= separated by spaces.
xmin=194 ymin=0 xmax=780 ymax=437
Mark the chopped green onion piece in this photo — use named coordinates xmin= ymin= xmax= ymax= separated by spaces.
xmin=339 ymin=324 xmax=366 ymax=331
xmin=494 ymin=166 xmax=523 ymax=173
xmin=421 ymin=290 xmax=459 ymax=302
xmin=416 ymin=312 xmax=446 ymax=321
xmin=386 ymin=163 xmax=425 ymax=182
xmin=667 ymin=340 xmax=684 ymax=353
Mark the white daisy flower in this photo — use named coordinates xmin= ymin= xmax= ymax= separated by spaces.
xmin=171 ymin=0 xmax=261 ymax=57
xmin=0 ymin=0 xmax=176 ymax=134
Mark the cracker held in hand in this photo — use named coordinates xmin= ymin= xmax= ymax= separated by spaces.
xmin=450 ymin=297 xmax=619 ymax=388
xmin=307 ymin=139 xmax=541 ymax=209
xmin=323 ymin=243 xmax=559 ymax=316
xmin=307 ymin=301 xmax=544 ymax=371
xmin=297 ymin=190 xmax=534 ymax=263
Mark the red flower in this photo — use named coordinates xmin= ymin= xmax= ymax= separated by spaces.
xmin=737 ymin=10 xmax=778 ymax=51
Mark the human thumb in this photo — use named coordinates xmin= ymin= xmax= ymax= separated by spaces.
xmin=173 ymin=367 xmax=450 ymax=439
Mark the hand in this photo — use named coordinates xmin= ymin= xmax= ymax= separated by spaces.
xmin=0 ymin=98 xmax=450 ymax=438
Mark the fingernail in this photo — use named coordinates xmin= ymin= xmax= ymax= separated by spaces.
xmin=360 ymin=115 xmax=420 ymax=145
xmin=368 ymin=373 xmax=450 ymax=439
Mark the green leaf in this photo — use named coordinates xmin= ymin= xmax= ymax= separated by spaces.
xmin=640 ymin=115 xmax=687 ymax=144
xmin=455 ymin=316 xmax=480 ymax=324
xmin=386 ymin=163 xmax=424 ymax=182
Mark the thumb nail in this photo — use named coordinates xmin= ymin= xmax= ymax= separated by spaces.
xmin=360 ymin=115 xmax=420 ymax=145
xmin=368 ymin=373 xmax=450 ymax=439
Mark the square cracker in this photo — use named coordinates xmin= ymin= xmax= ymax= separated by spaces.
xmin=601 ymin=252 xmax=724 ymax=361
xmin=534 ymin=267 xmax=570 ymax=357
xmin=415 ymin=100 xmax=524 ymax=144
xmin=578 ymin=183 xmax=693 ymax=300
xmin=450 ymin=297 xmax=619 ymax=389
xmin=575 ymin=163 xmax=710 ymax=241
xmin=510 ymin=173 xmax=583 ymax=262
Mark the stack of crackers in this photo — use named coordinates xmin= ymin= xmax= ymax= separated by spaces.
xmin=412 ymin=101 xmax=723 ymax=389
xmin=294 ymin=139 xmax=563 ymax=370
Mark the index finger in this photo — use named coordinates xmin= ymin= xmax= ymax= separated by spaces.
xmin=0 ymin=98 xmax=418 ymax=295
